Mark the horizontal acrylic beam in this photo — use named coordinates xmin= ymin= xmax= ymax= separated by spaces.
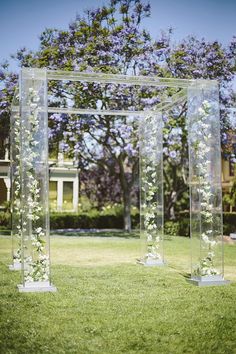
xmin=47 ymin=70 xmax=216 ymax=89
xmin=12 ymin=89 xmax=187 ymax=117
xmin=48 ymin=107 xmax=148 ymax=116
xmin=47 ymin=91 xmax=186 ymax=116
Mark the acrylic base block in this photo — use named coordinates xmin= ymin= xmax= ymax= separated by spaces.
xmin=139 ymin=257 xmax=165 ymax=267
xmin=144 ymin=259 xmax=165 ymax=267
xmin=188 ymin=275 xmax=230 ymax=287
xmin=17 ymin=281 xmax=57 ymax=292
xmin=9 ymin=260 xmax=21 ymax=271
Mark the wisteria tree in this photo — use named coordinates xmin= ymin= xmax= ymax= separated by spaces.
xmin=0 ymin=0 xmax=235 ymax=229
xmin=2 ymin=0 xmax=161 ymax=231
xmin=0 ymin=65 xmax=18 ymax=158
xmin=161 ymin=36 xmax=236 ymax=218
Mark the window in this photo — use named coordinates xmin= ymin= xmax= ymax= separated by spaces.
xmin=63 ymin=182 xmax=73 ymax=210
xmin=229 ymin=143 xmax=236 ymax=177
xmin=229 ymin=160 xmax=235 ymax=177
xmin=49 ymin=181 xmax=57 ymax=209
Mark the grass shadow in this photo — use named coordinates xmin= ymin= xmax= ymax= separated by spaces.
xmin=166 ymin=262 xmax=191 ymax=280
xmin=51 ymin=229 xmax=140 ymax=239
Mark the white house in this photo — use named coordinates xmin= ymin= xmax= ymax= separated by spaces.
xmin=0 ymin=148 xmax=79 ymax=212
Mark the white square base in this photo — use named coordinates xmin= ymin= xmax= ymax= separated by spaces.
xmin=9 ymin=261 xmax=21 ymax=271
xmin=230 ymin=233 xmax=236 ymax=240
xmin=17 ymin=281 xmax=57 ymax=292
xmin=188 ymin=275 xmax=230 ymax=287
xmin=145 ymin=261 xmax=165 ymax=267
xmin=138 ymin=258 xmax=165 ymax=267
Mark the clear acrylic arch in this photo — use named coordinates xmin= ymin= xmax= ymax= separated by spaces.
xmin=9 ymin=68 xmax=228 ymax=291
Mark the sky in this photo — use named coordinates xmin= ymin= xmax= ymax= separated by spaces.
xmin=0 ymin=0 xmax=236 ymax=71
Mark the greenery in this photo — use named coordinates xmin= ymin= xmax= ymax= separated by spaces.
xmin=50 ymin=214 xmax=191 ymax=237
xmin=50 ymin=207 xmax=139 ymax=230
xmin=1 ymin=0 xmax=235 ymax=229
xmin=50 ymin=211 xmax=124 ymax=229
xmin=0 ymin=211 xmax=10 ymax=229
xmin=223 ymin=212 xmax=236 ymax=235
xmin=164 ymin=220 xmax=181 ymax=236
xmin=223 ymin=178 xmax=236 ymax=210
xmin=0 ymin=235 xmax=235 ymax=353
xmin=1 ymin=208 xmax=235 ymax=236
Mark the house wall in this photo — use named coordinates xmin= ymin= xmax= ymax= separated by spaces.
xmin=222 ymin=158 xmax=236 ymax=212
xmin=49 ymin=166 xmax=79 ymax=212
xmin=0 ymin=159 xmax=79 ymax=212
xmin=0 ymin=157 xmax=235 ymax=212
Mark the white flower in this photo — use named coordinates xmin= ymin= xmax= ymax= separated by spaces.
xmin=36 ymin=227 xmax=43 ymax=233
xmin=198 ymin=107 xmax=205 ymax=116
xmin=202 ymin=100 xmax=211 ymax=110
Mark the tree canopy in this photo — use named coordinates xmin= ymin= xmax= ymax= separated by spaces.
xmin=0 ymin=0 xmax=236 ymax=229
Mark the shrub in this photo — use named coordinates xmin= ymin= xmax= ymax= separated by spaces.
xmin=179 ymin=218 xmax=190 ymax=237
xmin=0 ymin=209 xmax=139 ymax=231
xmin=163 ymin=218 xmax=190 ymax=237
xmin=164 ymin=221 xmax=180 ymax=236
xmin=50 ymin=210 xmax=140 ymax=230
xmin=223 ymin=212 xmax=236 ymax=235
xmin=2 ymin=209 xmax=234 ymax=235
xmin=163 ymin=213 xmax=236 ymax=237
xmin=0 ymin=212 xmax=11 ymax=229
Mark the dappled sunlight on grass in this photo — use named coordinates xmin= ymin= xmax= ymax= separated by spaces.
xmin=51 ymin=236 xmax=140 ymax=267
xmin=1 ymin=234 xmax=235 ymax=280
xmin=0 ymin=234 xmax=236 ymax=353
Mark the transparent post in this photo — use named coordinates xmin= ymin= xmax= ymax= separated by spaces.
xmin=139 ymin=113 xmax=164 ymax=266
xmin=18 ymin=68 xmax=56 ymax=292
xmin=187 ymin=83 xmax=228 ymax=285
xmin=9 ymin=98 xmax=22 ymax=271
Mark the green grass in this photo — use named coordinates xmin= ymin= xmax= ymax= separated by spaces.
xmin=0 ymin=235 xmax=236 ymax=354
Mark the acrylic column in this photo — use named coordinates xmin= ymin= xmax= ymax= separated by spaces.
xmin=139 ymin=113 xmax=164 ymax=266
xmin=187 ymin=83 xmax=228 ymax=286
xmin=9 ymin=95 xmax=22 ymax=271
xmin=18 ymin=68 xmax=56 ymax=292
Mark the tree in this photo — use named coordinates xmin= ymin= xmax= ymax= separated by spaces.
xmin=223 ymin=177 xmax=236 ymax=212
xmin=0 ymin=0 xmax=235 ymax=228
xmin=0 ymin=64 xmax=18 ymax=158
xmin=3 ymin=0 xmax=159 ymax=231
xmin=159 ymin=36 xmax=236 ymax=219
xmin=80 ymin=164 xmax=122 ymax=210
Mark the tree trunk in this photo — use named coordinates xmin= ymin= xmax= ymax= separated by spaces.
xmin=118 ymin=155 xmax=132 ymax=232
xmin=169 ymin=191 xmax=177 ymax=220
xmin=164 ymin=164 xmax=178 ymax=221
xmin=123 ymin=189 xmax=132 ymax=232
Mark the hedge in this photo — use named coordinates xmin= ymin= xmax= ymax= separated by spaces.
xmin=0 ymin=211 xmax=235 ymax=235
xmin=164 ymin=219 xmax=190 ymax=237
xmin=51 ymin=212 xmax=122 ymax=229
xmin=223 ymin=213 xmax=236 ymax=235
xmin=50 ymin=210 xmax=140 ymax=230
xmin=0 ymin=212 xmax=11 ymax=230
xmin=0 ymin=210 xmax=139 ymax=230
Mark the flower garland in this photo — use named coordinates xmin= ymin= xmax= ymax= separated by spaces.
xmin=190 ymin=100 xmax=219 ymax=277
xmin=12 ymin=110 xmax=22 ymax=263
xmin=20 ymin=87 xmax=49 ymax=283
xmin=140 ymin=114 xmax=163 ymax=263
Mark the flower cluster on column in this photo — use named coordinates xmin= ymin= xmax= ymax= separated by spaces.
xmin=140 ymin=114 xmax=163 ymax=264
xmin=21 ymin=88 xmax=49 ymax=282
xmin=12 ymin=111 xmax=22 ymax=263
xmin=191 ymin=100 xmax=219 ymax=276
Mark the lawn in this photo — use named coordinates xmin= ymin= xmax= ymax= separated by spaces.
xmin=0 ymin=234 xmax=236 ymax=354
